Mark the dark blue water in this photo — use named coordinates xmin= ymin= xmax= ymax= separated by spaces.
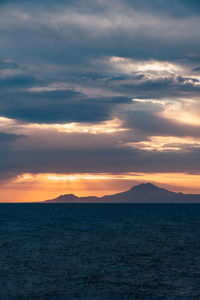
xmin=0 ymin=204 xmax=200 ymax=299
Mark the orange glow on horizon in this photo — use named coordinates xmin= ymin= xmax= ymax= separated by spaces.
xmin=1 ymin=172 xmax=200 ymax=202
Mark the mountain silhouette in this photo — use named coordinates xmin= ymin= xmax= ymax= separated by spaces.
xmin=44 ymin=183 xmax=200 ymax=203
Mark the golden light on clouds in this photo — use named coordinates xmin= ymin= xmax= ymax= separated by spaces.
xmin=109 ymin=56 xmax=200 ymax=86
xmin=0 ymin=116 xmax=15 ymax=129
xmin=0 ymin=117 xmax=127 ymax=135
xmin=124 ymin=136 xmax=200 ymax=152
xmin=41 ymin=118 xmax=127 ymax=134
xmin=16 ymin=173 xmax=123 ymax=183
xmin=132 ymin=98 xmax=165 ymax=105
xmin=165 ymin=110 xmax=200 ymax=126
xmin=109 ymin=56 xmax=181 ymax=78
xmin=160 ymin=98 xmax=200 ymax=126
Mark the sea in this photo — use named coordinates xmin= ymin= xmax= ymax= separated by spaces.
xmin=0 ymin=204 xmax=200 ymax=299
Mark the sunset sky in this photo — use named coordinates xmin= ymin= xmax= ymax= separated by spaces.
xmin=1 ymin=0 xmax=200 ymax=202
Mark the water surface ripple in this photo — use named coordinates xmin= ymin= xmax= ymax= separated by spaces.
xmin=0 ymin=204 xmax=200 ymax=299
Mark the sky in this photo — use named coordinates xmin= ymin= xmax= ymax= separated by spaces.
xmin=1 ymin=0 xmax=200 ymax=201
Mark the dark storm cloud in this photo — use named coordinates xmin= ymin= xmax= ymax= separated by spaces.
xmin=0 ymin=74 xmax=36 ymax=89
xmin=124 ymin=0 xmax=200 ymax=17
xmin=0 ymin=61 xmax=19 ymax=70
xmin=193 ymin=66 xmax=200 ymax=72
xmin=2 ymin=0 xmax=200 ymax=16
xmin=0 ymin=0 xmax=199 ymax=67
xmin=109 ymin=76 xmax=200 ymax=99
xmin=0 ymin=132 xmax=24 ymax=143
xmin=1 ymin=143 xmax=200 ymax=176
xmin=0 ymin=86 xmax=131 ymax=123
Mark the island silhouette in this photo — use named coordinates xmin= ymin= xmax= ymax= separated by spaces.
xmin=44 ymin=183 xmax=200 ymax=203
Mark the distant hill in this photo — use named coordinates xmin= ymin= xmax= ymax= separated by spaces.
xmin=44 ymin=183 xmax=200 ymax=203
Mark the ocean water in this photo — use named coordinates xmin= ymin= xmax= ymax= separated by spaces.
xmin=0 ymin=204 xmax=200 ymax=299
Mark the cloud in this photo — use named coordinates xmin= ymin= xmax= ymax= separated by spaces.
xmin=0 ymin=61 xmax=19 ymax=70
xmin=124 ymin=109 xmax=200 ymax=138
xmin=0 ymin=86 xmax=131 ymax=123
xmin=0 ymin=0 xmax=200 ymax=189
xmin=0 ymin=74 xmax=36 ymax=89
xmin=0 ymin=0 xmax=200 ymax=68
xmin=1 ymin=141 xmax=200 ymax=177
xmin=124 ymin=0 xmax=200 ymax=17
xmin=193 ymin=66 xmax=200 ymax=72
xmin=0 ymin=132 xmax=24 ymax=143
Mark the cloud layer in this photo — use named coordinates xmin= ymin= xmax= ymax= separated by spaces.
xmin=0 ymin=0 xmax=200 ymax=199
